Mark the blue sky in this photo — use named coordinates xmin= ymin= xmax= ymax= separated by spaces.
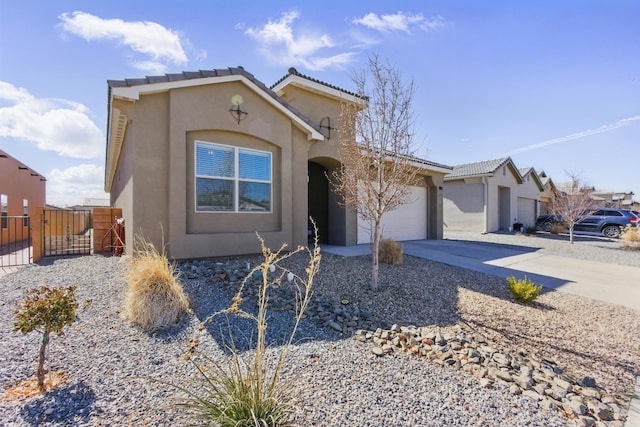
xmin=1 ymin=1 xmax=638 ymax=206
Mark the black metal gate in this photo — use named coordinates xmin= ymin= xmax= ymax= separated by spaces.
xmin=0 ymin=216 xmax=32 ymax=267
xmin=43 ymin=209 xmax=92 ymax=257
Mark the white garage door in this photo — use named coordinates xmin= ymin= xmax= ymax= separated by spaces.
xmin=517 ymin=197 xmax=536 ymax=227
xmin=357 ymin=186 xmax=427 ymax=244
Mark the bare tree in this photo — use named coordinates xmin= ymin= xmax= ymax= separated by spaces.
xmin=332 ymin=54 xmax=421 ymax=290
xmin=552 ymin=172 xmax=596 ymax=244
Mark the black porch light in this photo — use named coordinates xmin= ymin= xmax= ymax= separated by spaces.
xmin=229 ymin=94 xmax=248 ymax=124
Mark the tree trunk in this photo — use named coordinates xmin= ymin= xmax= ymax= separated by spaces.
xmin=371 ymin=221 xmax=381 ymax=291
xmin=569 ymin=226 xmax=574 ymax=244
xmin=38 ymin=331 xmax=50 ymax=392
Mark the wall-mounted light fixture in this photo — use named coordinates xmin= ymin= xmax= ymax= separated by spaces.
xmin=229 ymin=94 xmax=248 ymax=124
xmin=319 ymin=116 xmax=337 ymax=139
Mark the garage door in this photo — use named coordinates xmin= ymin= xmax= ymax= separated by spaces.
xmin=357 ymin=186 xmax=427 ymax=244
xmin=517 ymin=197 xmax=537 ymax=227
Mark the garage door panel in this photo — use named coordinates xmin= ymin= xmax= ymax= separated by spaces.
xmin=517 ymin=198 xmax=536 ymax=227
xmin=357 ymin=186 xmax=427 ymax=244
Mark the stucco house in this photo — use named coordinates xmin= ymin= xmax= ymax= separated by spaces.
xmin=517 ymin=167 xmax=544 ymax=227
xmin=0 ymin=149 xmax=46 ymax=243
xmin=538 ymin=170 xmax=556 ymax=215
xmin=105 ymin=67 xmax=451 ymax=259
xmin=443 ymin=157 xmax=527 ymax=233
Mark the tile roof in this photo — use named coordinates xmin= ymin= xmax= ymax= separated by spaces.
xmin=271 ymin=67 xmax=366 ymax=100
xmin=445 ymin=157 xmax=511 ymax=180
xmin=107 ymin=66 xmax=323 ymax=136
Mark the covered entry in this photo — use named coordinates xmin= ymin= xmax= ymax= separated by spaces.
xmin=307 ymin=160 xmax=352 ymax=245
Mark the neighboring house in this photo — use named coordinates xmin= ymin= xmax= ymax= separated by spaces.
xmin=443 ymin=157 xmax=526 ymax=233
xmin=590 ymin=191 xmax=635 ymax=209
xmin=0 ymin=149 xmax=46 ymax=242
xmin=105 ymin=67 xmax=452 ymax=259
xmin=538 ymin=170 xmax=556 ymax=215
xmin=517 ymin=167 xmax=544 ymax=227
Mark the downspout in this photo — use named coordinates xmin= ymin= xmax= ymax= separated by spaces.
xmin=482 ymin=176 xmax=489 ymax=234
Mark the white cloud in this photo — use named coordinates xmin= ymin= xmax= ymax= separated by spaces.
xmin=0 ymin=81 xmax=103 ymax=159
xmin=507 ymin=115 xmax=640 ymax=155
xmin=241 ymin=10 xmax=356 ymax=71
xmin=47 ymin=164 xmax=109 ymax=207
xmin=58 ymin=11 xmax=189 ymax=73
xmin=353 ymin=12 xmax=445 ymax=33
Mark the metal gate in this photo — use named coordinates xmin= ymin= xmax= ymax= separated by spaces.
xmin=0 ymin=216 xmax=32 ymax=266
xmin=43 ymin=209 xmax=93 ymax=257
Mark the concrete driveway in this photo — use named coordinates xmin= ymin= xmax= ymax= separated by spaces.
xmin=322 ymin=239 xmax=640 ymax=311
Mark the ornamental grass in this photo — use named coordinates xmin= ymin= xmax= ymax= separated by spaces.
xmin=122 ymin=234 xmax=190 ymax=331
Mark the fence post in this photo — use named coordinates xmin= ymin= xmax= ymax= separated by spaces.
xmin=31 ymin=206 xmax=43 ymax=262
xmin=93 ymin=208 xmax=123 ymax=255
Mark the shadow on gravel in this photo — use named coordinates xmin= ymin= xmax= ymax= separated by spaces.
xmin=20 ymin=380 xmax=99 ymax=426
xmin=180 ymin=275 xmax=337 ymax=355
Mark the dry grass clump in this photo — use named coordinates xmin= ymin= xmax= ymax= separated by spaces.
xmin=550 ymin=224 xmax=565 ymax=234
xmin=621 ymin=225 xmax=640 ymax=250
xmin=122 ymin=234 xmax=190 ymax=331
xmin=379 ymin=238 xmax=403 ymax=265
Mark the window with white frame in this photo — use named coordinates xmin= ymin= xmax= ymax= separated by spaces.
xmin=195 ymin=141 xmax=272 ymax=212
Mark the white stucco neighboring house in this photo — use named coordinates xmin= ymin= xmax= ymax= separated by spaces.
xmin=517 ymin=167 xmax=544 ymax=228
xmin=443 ymin=157 xmax=526 ymax=233
xmin=538 ymin=170 xmax=556 ymax=215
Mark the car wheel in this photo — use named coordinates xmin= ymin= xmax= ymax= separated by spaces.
xmin=543 ymin=222 xmax=553 ymax=232
xmin=602 ymin=225 xmax=622 ymax=238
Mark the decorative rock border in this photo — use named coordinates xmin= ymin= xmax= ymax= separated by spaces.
xmin=353 ymin=324 xmax=628 ymax=426
xmin=178 ymin=258 xmax=628 ymax=426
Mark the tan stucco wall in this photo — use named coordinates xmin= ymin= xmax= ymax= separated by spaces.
xmin=110 ymin=81 xmax=314 ymax=259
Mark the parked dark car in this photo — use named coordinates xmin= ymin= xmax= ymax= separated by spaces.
xmin=536 ymin=208 xmax=638 ymax=238
xmin=535 ymin=214 xmax=563 ymax=232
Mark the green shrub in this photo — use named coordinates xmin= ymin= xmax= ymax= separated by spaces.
xmin=379 ymin=238 xmax=403 ymax=265
xmin=13 ymin=286 xmax=79 ymax=392
xmin=506 ymin=276 xmax=542 ymax=304
xmin=122 ymin=234 xmax=190 ymax=331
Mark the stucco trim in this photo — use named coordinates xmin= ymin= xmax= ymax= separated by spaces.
xmin=110 ymin=74 xmax=325 ymax=142
xmin=105 ymin=108 xmax=128 ymax=192
xmin=272 ymin=74 xmax=367 ymax=106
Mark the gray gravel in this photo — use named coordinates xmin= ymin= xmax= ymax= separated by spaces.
xmin=1 ymin=232 xmax=637 ymax=426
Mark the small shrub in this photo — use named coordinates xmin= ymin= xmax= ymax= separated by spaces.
xmin=122 ymin=234 xmax=190 ymax=331
xmin=379 ymin=238 xmax=403 ymax=265
xmin=13 ymin=286 xmax=79 ymax=392
xmin=621 ymin=225 xmax=640 ymax=250
xmin=506 ymin=276 xmax=542 ymax=304
xmin=550 ymin=224 xmax=564 ymax=234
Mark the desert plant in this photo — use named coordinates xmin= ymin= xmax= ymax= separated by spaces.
xmin=13 ymin=286 xmax=79 ymax=392
xmin=506 ymin=276 xmax=542 ymax=304
xmin=175 ymin=224 xmax=321 ymax=427
xmin=122 ymin=233 xmax=190 ymax=331
xmin=379 ymin=238 xmax=403 ymax=265
xmin=621 ymin=225 xmax=640 ymax=250
xmin=550 ymin=224 xmax=565 ymax=234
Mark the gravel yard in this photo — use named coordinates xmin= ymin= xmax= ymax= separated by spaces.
xmin=0 ymin=231 xmax=638 ymax=426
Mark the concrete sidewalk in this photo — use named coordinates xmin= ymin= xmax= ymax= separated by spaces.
xmin=322 ymin=239 xmax=640 ymax=311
